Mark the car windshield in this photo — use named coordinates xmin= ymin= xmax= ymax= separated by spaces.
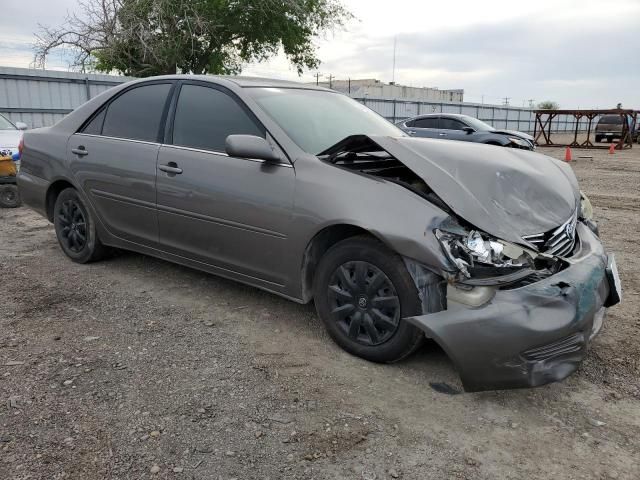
xmin=0 ymin=114 xmax=16 ymax=130
xmin=460 ymin=116 xmax=495 ymax=131
xmin=247 ymin=87 xmax=405 ymax=154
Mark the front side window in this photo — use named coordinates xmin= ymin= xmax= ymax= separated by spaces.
xmin=440 ymin=118 xmax=466 ymax=131
xmin=100 ymin=83 xmax=172 ymax=142
xmin=172 ymin=84 xmax=264 ymax=152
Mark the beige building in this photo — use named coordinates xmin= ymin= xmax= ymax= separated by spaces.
xmin=313 ymin=78 xmax=464 ymax=102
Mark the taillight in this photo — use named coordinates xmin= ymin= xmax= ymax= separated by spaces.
xmin=18 ymin=137 xmax=24 ymax=158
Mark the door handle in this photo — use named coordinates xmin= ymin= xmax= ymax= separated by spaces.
xmin=439 ymin=133 xmax=447 ymax=136
xmin=158 ymin=163 xmax=183 ymax=174
xmin=407 ymin=130 xmax=416 ymax=135
xmin=71 ymin=146 xmax=88 ymax=156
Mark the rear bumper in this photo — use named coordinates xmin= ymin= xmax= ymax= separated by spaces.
xmin=407 ymin=223 xmax=617 ymax=392
xmin=16 ymin=170 xmax=49 ymax=218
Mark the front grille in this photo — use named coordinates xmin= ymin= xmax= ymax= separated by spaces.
xmin=522 ymin=213 xmax=578 ymax=257
xmin=521 ymin=332 xmax=584 ymax=362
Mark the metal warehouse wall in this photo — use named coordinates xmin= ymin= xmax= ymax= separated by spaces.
xmin=355 ymin=97 xmax=581 ymax=134
xmin=0 ymin=66 xmax=578 ymax=134
xmin=0 ymin=66 xmax=130 ymax=128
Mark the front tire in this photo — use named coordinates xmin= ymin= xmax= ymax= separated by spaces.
xmin=313 ymin=236 xmax=425 ymax=363
xmin=595 ymin=135 xmax=602 ymax=143
xmin=53 ymin=188 xmax=107 ymax=263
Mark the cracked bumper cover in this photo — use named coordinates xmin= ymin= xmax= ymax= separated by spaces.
xmin=406 ymin=223 xmax=617 ymax=392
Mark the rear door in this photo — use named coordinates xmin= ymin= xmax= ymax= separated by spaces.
xmin=156 ymin=82 xmax=295 ymax=286
xmin=405 ymin=116 xmax=440 ymax=138
xmin=68 ymin=81 xmax=174 ymax=247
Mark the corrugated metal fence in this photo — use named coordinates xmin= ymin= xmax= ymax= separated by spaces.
xmin=0 ymin=66 xmax=130 ymax=128
xmin=354 ymin=97 xmax=580 ymax=133
xmin=0 ymin=66 xmax=579 ymax=134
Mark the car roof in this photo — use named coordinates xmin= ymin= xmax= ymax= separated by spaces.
xmin=414 ymin=113 xmax=468 ymax=119
xmin=128 ymin=74 xmax=332 ymax=91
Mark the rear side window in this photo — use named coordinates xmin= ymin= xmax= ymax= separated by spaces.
xmin=100 ymin=83 xmax=172 ymax=142
xmin=413 ymin=117 xmax=439 ymax=129
xmin=172 ymin=84 xmax=264 ymax=152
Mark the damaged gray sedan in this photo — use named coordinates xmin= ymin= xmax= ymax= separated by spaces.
xmin=18 ymin=76 xmax=621 ymax=391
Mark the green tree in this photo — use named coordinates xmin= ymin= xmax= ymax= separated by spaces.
xmin=537 ymin=100 xmax=559 ymax=110
xmin=35 ymin=0 xmax=351 ymax=77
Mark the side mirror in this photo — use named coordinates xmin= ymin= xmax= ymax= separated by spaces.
xmin=15 ymin=122 xmax=28 ymax=130
xmin=462 ymin=126 xmax=475 ymax=134
xmin=225 ymin=135 xmax=281 ymax=163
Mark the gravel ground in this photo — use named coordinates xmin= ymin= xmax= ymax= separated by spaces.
xmin=1 ymin=145 xmax=639 ymax=480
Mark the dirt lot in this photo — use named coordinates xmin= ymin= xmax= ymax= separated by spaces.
xmin=1 ymin=145 xmax=639 ymax=480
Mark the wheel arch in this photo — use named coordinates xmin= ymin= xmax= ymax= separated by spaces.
xmin=45 ymin=179 xmax=76 ymax=222
xmin=300 ymin=224 xmax=390 ymax=303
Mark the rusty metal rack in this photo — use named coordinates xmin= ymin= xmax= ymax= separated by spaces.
xmin=534 ymin=109 xmax=637 ymax=149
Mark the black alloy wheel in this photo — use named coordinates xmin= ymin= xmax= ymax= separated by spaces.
xmin=313 ymin=235 xmax=429 ymax=363
xmin=57 ymin=199 xmax=88 ymax=253
xmin=53 ymin=187 xmax=107 ymax=263
xmin=328 ymin=261 xmax=401 ymax=346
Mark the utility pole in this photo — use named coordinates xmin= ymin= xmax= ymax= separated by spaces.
xmin=481 ymin=94 xmax=484 ymax=105
xmin=392 ymin=36 xmax=397 ymax=84
xmin=326 ymin=74 xmax=334 ymax=89
xmin=348 ymin=78 xmax=351 ymax=94
xmin=314 ymin=72 xmax=322 ymax=86
xmin=502 ymin=97 xmax=510 ymax=106
xmin=528 ymin=99 xmax=535 ymax=108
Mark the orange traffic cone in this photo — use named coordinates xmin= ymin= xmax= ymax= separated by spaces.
xmin=564 ymin=147 xmax=572 ymax=162
xmin=608 ymin=144 xmax=615 ymax=154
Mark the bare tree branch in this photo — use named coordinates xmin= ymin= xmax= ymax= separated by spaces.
xmin=35 ymin=0 xmax=352 ymax=77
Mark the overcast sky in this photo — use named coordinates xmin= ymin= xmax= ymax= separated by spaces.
xmin=1 ymin=0 xmax=638 ymax=108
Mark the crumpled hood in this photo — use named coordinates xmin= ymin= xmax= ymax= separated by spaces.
xmin=369 ymin=136 xmax=580 ymax=243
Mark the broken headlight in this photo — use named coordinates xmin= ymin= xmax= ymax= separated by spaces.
xmin=508 ymin=137 xmax=532 ymax=149
xmin=579 ymin=191 xmax=594 ymax=221
xmin=435 ymin=228 xmax=534 ymax=279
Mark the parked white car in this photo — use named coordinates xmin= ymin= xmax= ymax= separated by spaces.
xmin=0 ymin=113 xmax=27 ymax=164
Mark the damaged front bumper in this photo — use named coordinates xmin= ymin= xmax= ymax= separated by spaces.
xmin=406 ymin=223 xmax=620 ymax=392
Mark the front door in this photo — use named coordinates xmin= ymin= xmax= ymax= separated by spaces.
xmin=438 ymin=117 xmax=471 ymax=142
xmin=156 ymin=83 xmax=295 ymax=286
xmin=68 ymin=82 xmax=174 ymax=247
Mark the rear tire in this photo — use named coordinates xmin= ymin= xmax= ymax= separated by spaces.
xmin=0 ymin=184 xmax=21 ymax=208
xmin=313 ymin=236 xmax=425 ymax=363
xmin=53 ymin=188 xmax=107 ymax=263
xmin=595 ymin=135 xmax=602 ymax=143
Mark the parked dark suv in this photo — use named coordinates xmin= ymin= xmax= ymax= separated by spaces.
xmin=397 ymin=113 xmax=535 ymax=150
xmin=594 ymin=114 xmax=638 ymax=143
